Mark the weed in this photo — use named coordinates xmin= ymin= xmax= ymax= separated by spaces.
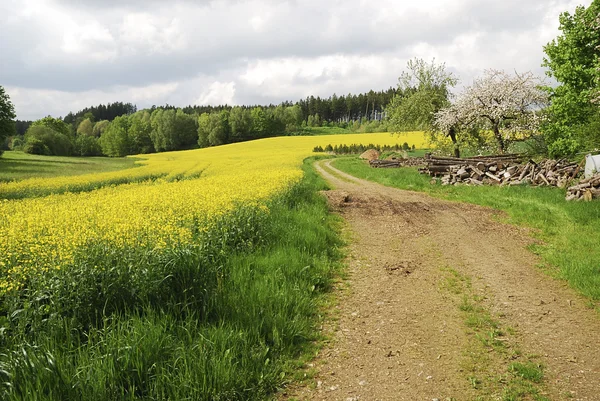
xmin=509 ymin=362 xmax=544 ymax=383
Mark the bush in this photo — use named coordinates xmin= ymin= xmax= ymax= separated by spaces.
xmin=9 ymin=136 xmax=24 ymax=151
xmin=24 ymin=125 xmax=74 ymax=156
xmin=547 ymin=136 xmax=580 ymax=158
xmin=23 ymin=137 xmax=50 ymax=155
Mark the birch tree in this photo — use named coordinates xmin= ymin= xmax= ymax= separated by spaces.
xmin=387 ymin=58 xmax=458 ymax=132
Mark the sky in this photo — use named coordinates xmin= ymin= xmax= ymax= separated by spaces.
xmin=0 ymin=0 xmax=588 ymax=120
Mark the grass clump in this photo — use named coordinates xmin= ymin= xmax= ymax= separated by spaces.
xmin=509 ymin=361 xmax=545 ymax=383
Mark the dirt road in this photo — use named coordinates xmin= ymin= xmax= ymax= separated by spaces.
xmin=283 ymin=160 xmax=600 ymax=401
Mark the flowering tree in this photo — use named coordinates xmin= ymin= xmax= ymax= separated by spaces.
xmin=434 ymin=70 xmax=548 ymax=154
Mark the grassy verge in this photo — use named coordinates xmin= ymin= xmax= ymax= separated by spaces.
xmin=332 ymin=157 xmax=600 ymax=302
xmin=0 ymin=151 xmax=140 ymax=182
xmin=0 ymin=158 xmax=342 ymax=400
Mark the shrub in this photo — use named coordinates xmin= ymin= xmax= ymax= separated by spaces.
xmin=9 ymin=136 xmax=24 ymax=151
xmin=23 ymin=137 xmax=50 ymax=155
xmin=24 ymin=125 xmax=74 ymax=156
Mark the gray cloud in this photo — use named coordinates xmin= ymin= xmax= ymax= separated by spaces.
xmin=0 ymin=0 xmax=587 ymax=119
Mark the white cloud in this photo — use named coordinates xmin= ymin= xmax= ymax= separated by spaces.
xmin=119 ymin=13 xmax=188 ymax=55
xmin=61 ymin=20 xmax=116 ymax=61
xmin=6 ymin=82 xmax=180 ymax=120
xmin=194 ymin=81 xmax=236 ymax=106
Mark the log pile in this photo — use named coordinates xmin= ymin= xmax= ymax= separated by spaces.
xmin=369 ymin=157 xmax=425 ymax=168
xmin=421 ymin=155 xmax=581 ymax=188
xmin=565 ymin=174 xmax=600 ymax=201
xmin=421 ymin=154 xmax=521 ymax=176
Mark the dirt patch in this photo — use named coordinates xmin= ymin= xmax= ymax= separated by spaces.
xmin=281 ymin=160 xmax=600 ymax=401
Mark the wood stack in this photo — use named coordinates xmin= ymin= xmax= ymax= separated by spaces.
xmin=369 ymin=157 xmax=425 ymax=168
xmin=565 ymin=174 xmax=600 ymax=201
xmin=421 ymin=154 xmax=522 ymax=176
xmin=421 ymin=155 xmax=580 ymax=188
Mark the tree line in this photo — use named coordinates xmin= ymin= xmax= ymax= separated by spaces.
xmin=2 ymin=88 xmax=398 ymax=157
xmin=5 ymin=102 xmax=392 ymax=158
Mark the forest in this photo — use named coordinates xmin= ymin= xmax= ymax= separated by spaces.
xmin=3 ymin=88 xmax=398 ymax=158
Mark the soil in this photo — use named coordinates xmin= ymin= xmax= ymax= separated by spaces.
xmin=281 ymin=160 xmax=600 ymax=401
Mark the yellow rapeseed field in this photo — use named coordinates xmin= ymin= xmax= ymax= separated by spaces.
xmin=0 ymin=132 xmax=427 ymax=294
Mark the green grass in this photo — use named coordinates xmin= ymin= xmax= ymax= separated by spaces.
xmin=298 ymin=126 xmax=352 ymax=135
xmin=0 ymin=157 xmax=343 ymax=400
xmin=439 ymin=266 xmax=549 ymax=401
xmin=509 ymin=362 xmax=545 ymax=383
xmin=333 ymin=157 xmax=600 ymax=302
xmin=0 ymin=151 xmax=140 ymax=182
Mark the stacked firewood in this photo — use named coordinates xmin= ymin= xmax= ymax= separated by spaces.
xmin=369 ymin=157 xmax=425 ymax=168
xmin=565 ymin=174 xmax=600 ymax=201
xmin=421 ymin=155 xmax=580 ymax=188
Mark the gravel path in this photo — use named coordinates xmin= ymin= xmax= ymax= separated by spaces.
xmin=282 ymin=160 xmax=600 ymax=401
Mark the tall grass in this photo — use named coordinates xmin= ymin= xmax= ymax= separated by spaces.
xmin=0 ymin=158 xmax=342 ymax=400
xmin=333 ymin=157 xmax=600 ymax=302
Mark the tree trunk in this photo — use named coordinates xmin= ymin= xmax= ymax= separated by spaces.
xmin=448 ymin=127 xmax=460 ymax=158
xmin=493 ymin=123 xmax=506 ymax=154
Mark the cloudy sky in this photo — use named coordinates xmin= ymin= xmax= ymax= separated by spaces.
xmin=0 ymin=0 xmax=588 ymax=120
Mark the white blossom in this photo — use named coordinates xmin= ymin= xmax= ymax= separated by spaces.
xmin=433 ymin=69 xmax=549 ymax=152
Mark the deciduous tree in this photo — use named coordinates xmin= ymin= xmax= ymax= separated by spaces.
xmin=542 ymin=0 xmax=600 ymax=156
xmin=24 ymin=125 xmax=74 ymax=156
xmin=32 ymin=116 xmax=71 ymax=137
xmin=77 ymin=118 xmax=94 ymax=136
xmin=174 ymin=109 xmax=198 ymax=149
xmin=208 ymin=110 xmax=230 ymax=146
xmin=251 ymin=107 xmax=268 ymax=137
xmin=387 ymin=58 xmax=458 ymax=133
xmin=434 ymin=70 xmax=548 ymax=154
xmin=229 ymin=107 xmax=252 ymax=142
xmin=0 ymin=85 xmax=16 ymax=156
xmin=129 ymin=111 xmax=154 ymax=154
xmin=99 ymin=115 xmax=131 ymax=157
xmin=92 ymin=120 xmax=110 ymax=137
